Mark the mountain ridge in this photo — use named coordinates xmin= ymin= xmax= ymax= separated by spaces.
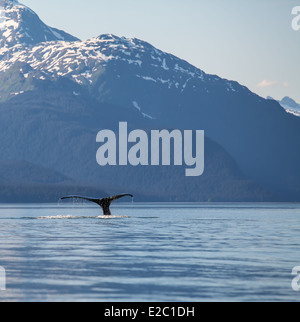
xmin=267 ymin=96 xmax=300 ymax=117
xmin=0 ymin=0 xmax=79 ymax=57
xmin=0 ymin=2 xmax=299 ymax=202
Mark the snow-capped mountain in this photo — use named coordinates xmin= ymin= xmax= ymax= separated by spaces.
xmin=0 ymin=31 xmax=245 ymax=119
xmin=0 ymin=0 xmax=78 ymax=56
xmin=0 ymin=1 xmax=243 ymax=113
xmin=267 ymin=96 xmax=300 ymax=117
xmin=0 ymin=34 xmax=204 ymax=84
xmin=279 ymin=97 xmax=300 ymax=117
xmin=0 ymin=0 xmax=299 ymax=201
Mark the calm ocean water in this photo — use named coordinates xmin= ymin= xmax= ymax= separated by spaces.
xmin=0 ymin=203 xmax=299 ymax=302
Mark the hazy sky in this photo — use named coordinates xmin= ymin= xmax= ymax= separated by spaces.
xmin=22 ymin=0 xmax=300 ymax=102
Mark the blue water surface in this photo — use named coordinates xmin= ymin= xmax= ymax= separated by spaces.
xmin=0 ymin=203 xmax=299 ymax=302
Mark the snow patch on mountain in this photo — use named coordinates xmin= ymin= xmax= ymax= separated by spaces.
xmin=132 ymin=101 xmax=154 ymax=119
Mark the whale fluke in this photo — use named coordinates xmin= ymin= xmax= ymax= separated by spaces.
xmin=60 ymin=194 xmax=133 ymax=215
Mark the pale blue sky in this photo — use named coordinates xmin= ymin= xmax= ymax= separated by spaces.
xmin=22 ymin=0 xmax=300 ymax=102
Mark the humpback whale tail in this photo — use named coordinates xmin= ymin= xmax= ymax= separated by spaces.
xmin=60 ymin=194 xmax=134 ymax=216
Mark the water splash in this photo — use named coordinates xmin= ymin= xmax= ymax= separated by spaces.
xmin=36 ymin=215 xmax=130 ymax=220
